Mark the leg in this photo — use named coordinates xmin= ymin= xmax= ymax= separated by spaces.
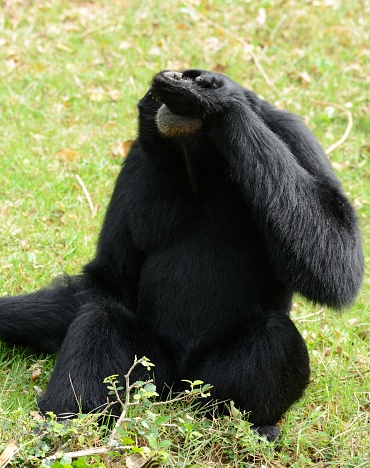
xmin=38 ymin=301 xmax=177 ymax=418
xmin=183 ymin=313 xmax=310 ymax=442
xmin=0 ymin=276 xmax=85 ymax=353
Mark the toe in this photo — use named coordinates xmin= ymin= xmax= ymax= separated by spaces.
xmin=251 ymin=424 xmax=282 ymax=444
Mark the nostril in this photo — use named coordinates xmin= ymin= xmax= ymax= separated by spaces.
xmin=195 ymin=75 xmax=219 ymax=89
xmin=182 ymin=69 xmax=203 ymax=81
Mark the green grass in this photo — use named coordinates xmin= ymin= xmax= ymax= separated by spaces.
xmin=0 ymin=0 xmax=369 ymax=466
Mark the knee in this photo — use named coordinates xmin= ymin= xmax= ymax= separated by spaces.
xmin=76 ymin=301 xmax=134 ymax=327
xmin=256 ymin=313 xmax=310 ymax=374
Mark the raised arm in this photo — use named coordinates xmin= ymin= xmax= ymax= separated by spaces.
xmin=152 ymin=70 xmax=364 ymax=308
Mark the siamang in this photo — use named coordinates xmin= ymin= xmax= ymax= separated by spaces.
xmin=0 ymin=70 xmax=363 ymax=441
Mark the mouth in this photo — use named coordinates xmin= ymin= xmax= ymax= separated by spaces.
xmin=156 ymin=104 xmax=202 ymax=138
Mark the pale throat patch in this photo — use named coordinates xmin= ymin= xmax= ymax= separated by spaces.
xmin=156 ymin=104 xmax=202 ymax=138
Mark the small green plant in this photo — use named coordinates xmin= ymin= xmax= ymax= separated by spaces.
xmin=8 ymin=413 xmax=105 ymax=467
xmin=47 ymin=456 xmax=105 ymax=468
xmin=102 ymin=356 xmax=214 ymax=464
xmin=10 ymin=357 xmax=216 ymax=466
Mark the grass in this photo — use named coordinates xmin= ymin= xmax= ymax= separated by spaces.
xmin=0 ymin=0 xmax=369 ymax=466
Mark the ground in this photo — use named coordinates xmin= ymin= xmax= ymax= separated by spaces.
xmin=0 ymin=0 xmax=369 ymax=466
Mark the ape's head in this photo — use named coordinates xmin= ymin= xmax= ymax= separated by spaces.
xmin=138 ymin=69 xmax=259 ymax=141
xmin=137 ymin=70 xmax=209 ymax=140
xmin=136 ymin=69 xmax=236 ymax=194
xmin=153 ymin=71 xmax=203 ymax=138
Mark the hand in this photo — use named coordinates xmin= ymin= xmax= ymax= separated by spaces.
xmin=151 ymin=69 xmax=247 ymax=119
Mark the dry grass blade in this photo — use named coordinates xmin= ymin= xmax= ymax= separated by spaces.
xmin=75 ymin=174 xmax=97 ymax=217
xmin=312 ymin=100 xmax=354 ymax=155
xmin=0 ymin=442 xmax=18 ymax=468
xmin=180 ymin=0 xmax=274 ymax=88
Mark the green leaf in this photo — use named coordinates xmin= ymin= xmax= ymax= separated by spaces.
xmin=72 ymin=458 xmax=91 ymax=468
xmin=144 ymin=383 xmax=157 ymax=393
xmin=154 ymin=450 xmax=170 ymax=462
xmin=122 ymin=436 xmax=135 ymax=445
xmin=158 ymin=439 xmax=172 ymax=448
xmin=147 ymin=432 xmax=158 ymax=449
xmin=154 ymin=415 xmax=170 ymax=425
xmin=192 ymin=380 xmax=204 ymax=386
xmin=141 ymin=419 xmax=151 ymax=429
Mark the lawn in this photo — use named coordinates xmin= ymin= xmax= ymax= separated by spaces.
xmin=0 ymin=0 xmax=369 ymax=466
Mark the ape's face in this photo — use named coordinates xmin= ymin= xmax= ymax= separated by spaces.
xmin=138 ymin=69 xmax=244 ymax=140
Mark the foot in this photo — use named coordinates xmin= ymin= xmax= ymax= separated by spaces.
xmin=251 ymin=424 xmax=282 ymax=444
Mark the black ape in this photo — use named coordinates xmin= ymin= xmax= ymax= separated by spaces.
xmin=0 ymin=70 xmax=363 ymax=441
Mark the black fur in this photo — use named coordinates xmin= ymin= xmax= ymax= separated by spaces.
xmin=0 ymin=70 xmax=363 ymax=441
